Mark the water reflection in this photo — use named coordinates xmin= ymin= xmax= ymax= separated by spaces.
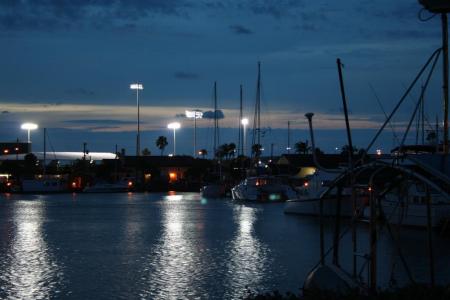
xmin=140 ymin=193 xmax=208 ymax=299
xmin=226 ymin=205 xmax=271 ymax=299
xmin=0 ymin=198 xmax=63 ymax=300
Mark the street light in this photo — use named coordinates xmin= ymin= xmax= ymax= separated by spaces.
xmin=21 ymin=122 xmax=38 ymax=143
xmin=168 ymin=122 xmax=181 ymax=156
xmin=185 ymin=110 xmax=203 ymax=157
xmin=130 ymin=83 xmax=143 ymax=156
xmin=241 ymin=118 xmax=249 ymax=156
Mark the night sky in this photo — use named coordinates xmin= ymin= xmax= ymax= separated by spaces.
xmin=0 ymin=0 xmax=446 ymax=156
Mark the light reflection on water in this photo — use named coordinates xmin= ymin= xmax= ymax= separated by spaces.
xmin=140 ymin=193 xmax=208 ymax=299
xmin=226 ymin=205 xmax=271 ymax=299
xmin=0 ymin=192 xmax=449 ymax=299
xmin=0 ymin=198 xmax=63 ymax=300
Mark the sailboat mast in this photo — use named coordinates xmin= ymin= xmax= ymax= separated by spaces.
xmin=213 ymin=81 xmax=219 ymax=158
xmin=238 ymin=84 xmax=243 ymax=156
xmin=442 ymin=13 xmax=449 ymax=154
xmin=43 ymin=128 xmax=46 ymax=176
xmin=252 ymin=61 xmax=261 ymax=149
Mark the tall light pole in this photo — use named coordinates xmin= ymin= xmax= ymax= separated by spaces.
xmin=21 ymin=123 xmax=38 ymax=143
xmin=130 ymin=83 xmax=143 ymax=156
xmin=241 ymin=118 xmax=249 ymax=157
xmin=185 ymin=110 xmax=203 ymax=157
xmin=168 ymin=122 xmax=181 ymax=156
xmin=287 ymin=120 xmax=291 ymax=154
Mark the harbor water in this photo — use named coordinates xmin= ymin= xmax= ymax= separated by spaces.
xmin=0 ymin=192 xmax=449 ymax=299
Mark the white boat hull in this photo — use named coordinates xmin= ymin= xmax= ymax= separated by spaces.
xmin=284 ymin=196 xmax=365 ymax=217
xmin=365 ymin=199 xmax=450 ymax=228
xmin=231 ymin=177 xmax=297 ymax=202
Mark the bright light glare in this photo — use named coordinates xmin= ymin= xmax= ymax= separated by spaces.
xmin=130 ymin=83 xmax=143 ymax=90
xmin=185 ymin=110 xmax=203 ymax=119
xmin=21 ymin=123 xmax=38 ymax=130
xmin=168 ymin=122 xmax=181 ymax=129
xmin=165 ymin=195 xmax=183 ymax=201
xmin=241 ymin=118 xmax=249 ymax=125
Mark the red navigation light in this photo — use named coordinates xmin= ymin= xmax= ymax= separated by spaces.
xmin=6 ymin=182 xmax=12 ymax=187
xmin=71 ymin=182 xmax=77 ymax=188
xmin=3 ymin=149 xmax=9 ymax=154
xmin=128 ymin=181 xmax=133 ymax=187
xmin=304 ymin=182 xmax=309 ymax=187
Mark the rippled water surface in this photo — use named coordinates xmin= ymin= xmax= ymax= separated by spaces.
xmin=0 ymin=192 xmax=449 ymax=299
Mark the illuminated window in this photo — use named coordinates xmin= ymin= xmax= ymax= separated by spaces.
xmin=169 ymin=172 xmax=177 ymax=182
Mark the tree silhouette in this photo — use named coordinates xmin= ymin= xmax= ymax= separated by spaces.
xmin=295 ymin=140 xmax=310 ymax=154
xmin=251 ymin=143 xmax=262 ymax=157
xmin=156 ymin=136 xmax=168 ymax=156
xmin=198 ymin=149 xmax=207 ymax=158
xmin=228 ymin=143 xmax=237 ymax=159
xmin=142 ymin=148 xmax=151 ymax=156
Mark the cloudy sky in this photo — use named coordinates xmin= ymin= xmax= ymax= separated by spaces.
xmin=0 ymin=0 xmax=446 ymax=156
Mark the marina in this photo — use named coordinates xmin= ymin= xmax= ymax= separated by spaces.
xmin=0 ymin=0 xmax=450 ymax=298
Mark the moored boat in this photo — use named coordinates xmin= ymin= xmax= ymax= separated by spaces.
xmin=231 ymin=175 xmax=297 ymax=202
xmin=83 ymin=178 xmax=134 ymax=193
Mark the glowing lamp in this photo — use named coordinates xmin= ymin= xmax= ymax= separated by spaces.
xmin=167 ymin=122 xmax=181 ymax=155
xmin=130 ymin=83 xmax=143 ymax=90
xmin=167 ymin=122 xmax=181 ymax=129
xmin=21 ymin=122 xmax=38 ymax=143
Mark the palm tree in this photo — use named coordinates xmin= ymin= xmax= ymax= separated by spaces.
xmin=199 ymin=149 xmax=207 ymax=158
xmin=340 ymin=144 xmax=358 ymax=157
xmin=216 ymin=144 xmax=228 ymax=160
xmin=251 ymin=143 xmax=262 ymax=157
xmin=228 ymin=143 xmax=237 ymax=159
xmin=295 ymin=140 xmax=310 ymax=154
xmin=142 ymin=148 xmax=151 ymax=156
xmin=156 ymin=136 xmax=168 ymax=156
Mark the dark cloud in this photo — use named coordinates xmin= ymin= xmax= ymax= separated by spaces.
xmin=0 ymin=0 xmax=191 ymax=31
xmin=2 ymin=110 xmax=9 ymax=114
xmin=65 ymin=88 xmax=95 ymax=97
xmin=202 ymin=1 xmax=304 ymax=18
xmin=247 ymin=0 xmax=305 ymax=18
xmin=293 ymin=23 xmax=318 ymax=32
xmin=63 ymin=119 xmax=136 ymax=125
xmin=174 ymin=72 xmax=200 ymax=80
xmin=229 ymin=24 xmax=253 ymax=35
xmin=89 ymin=126 xmax=121 ymax=131
xmin=202 ymin=110 xmax=224 ymax=119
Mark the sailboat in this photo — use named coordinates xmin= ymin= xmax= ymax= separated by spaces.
xmin=231 ymin=62 xmax=297 ymax=202
xmin=21 ymin=128 xmax=69 ymax=193
xmin=200 ymin=81 xmax=227 ymax=198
